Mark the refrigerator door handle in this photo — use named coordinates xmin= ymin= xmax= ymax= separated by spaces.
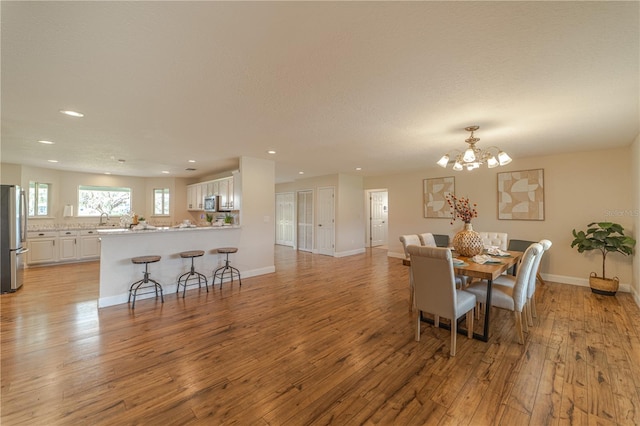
xmin=20 ymin=189 xmax=28 ymax=243
xmin=16 ymin=247 xmax=29 ymax=255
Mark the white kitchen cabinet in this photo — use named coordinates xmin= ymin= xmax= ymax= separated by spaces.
xmin=58 ymin=230 xmax=78 ymax=261
xmin=80 ymin=230 xmax=100 ymax=259
xmin=187 ymin=183 xmax=204 ymax=211
xmin=27 ymin=231 xmax=58 ymax=265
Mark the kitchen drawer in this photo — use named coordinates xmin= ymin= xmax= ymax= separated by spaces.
xmin=79 ymin=229 xmax=99 ymax=236
xmin=28 ymin=230 xmax=58 ymax=239
xmin=58 ymin=230 xmax=79 ymax=237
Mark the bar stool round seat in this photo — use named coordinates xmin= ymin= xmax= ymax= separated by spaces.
xmin=129 ymin=255 xmax=164 ymax=309
xmin=213 ymin=247 xmax=241 ymax=288
xmin=177 ymin=250 xmax=209 ymax=298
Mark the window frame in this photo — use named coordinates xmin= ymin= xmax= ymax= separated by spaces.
xmin=77 ymin=185 xmax=132 ymax=217
xmin=153 ymin=188 xmax=170 ymax=216
xmin=28 ymin=182 xmax=52 ymax=217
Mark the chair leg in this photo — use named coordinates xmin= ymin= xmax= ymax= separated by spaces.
xmin=526 ymin=300 xmax=534 ymax=327
xmin=531 ymin=296 xmax=538 ymax=318
xmin=409 ymin=279 xmax=414 ymax=312
xmin=522 ymin=308 xmax=529 ymax=333
xmin=536 ymin=272 xmax=546 ymax=286
xmin=415 ymin=311 xmax=421 ymax=341
xmin=515 ymin=311 xmax=525 ymax=344
xmin=450 ymin=317 xmax=457 ymax=356
xmin=467 ymin=310 xmax=474 ymax=339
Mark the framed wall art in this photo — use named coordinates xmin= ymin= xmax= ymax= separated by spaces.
xmin=497 ymin=169 xmax=545 ymax=220
xmin=423 ymin=176 xmax=454 ymax=218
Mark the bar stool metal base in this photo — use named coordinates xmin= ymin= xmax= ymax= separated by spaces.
xmin=129 ymin=255 xmax=164 ymax=309
xmin=177 ymin=250 xmax=208 ymax=298
xmin=213 ymin=247 xmax=242 ymax=288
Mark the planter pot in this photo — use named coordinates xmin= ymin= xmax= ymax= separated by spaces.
xmin=589 ymin=272 xmax=619 ymax=296
xmin=452 ymin=223 xmax=484 ymax=257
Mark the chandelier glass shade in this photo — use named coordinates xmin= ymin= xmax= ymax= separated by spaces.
xmin=437 ymin=126 xmax=512 ymax=171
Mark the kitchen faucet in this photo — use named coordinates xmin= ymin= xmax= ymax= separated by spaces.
xmin=99 ymin=212 xmax=109 ymax=225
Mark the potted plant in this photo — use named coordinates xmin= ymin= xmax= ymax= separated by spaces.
xmin=224 ymin=213 xmax=234 ymax=225
xmin=571 ymin=222 xmax=636 ymax=295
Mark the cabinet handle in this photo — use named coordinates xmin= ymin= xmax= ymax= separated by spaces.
xmin=39 ymin=233 xmax=44 ymax=236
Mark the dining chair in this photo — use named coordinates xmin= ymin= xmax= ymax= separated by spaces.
xmin=464 ymin=243 xmax=541 ymax=344
xmin=478 ymin=232 xmax=508 ymax=250
xmin=507 ymin=239 xmax=547 ymax=286
xmin=399 ymin=234 xmax=421 ymax=310
xmin=407 ymin=245 xmax=476 ymax=356
xmin=432 ymin=234 xmax=450 ymax=248
xmin=527 ymin=239 xmax=552 ymax=322
xmin=418 ymin=232 xmax=437 ymax=247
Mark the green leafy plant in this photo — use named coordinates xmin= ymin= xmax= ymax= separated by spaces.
xmin=206 ymin=213 xmax=213 ymax=223
xmin=571 ymin=222 xmax=636 ymax=279
xmin=224 ymin=213 xmax=233 ymax=224
xmin=138 ymin=216 xmax=145 ymax=222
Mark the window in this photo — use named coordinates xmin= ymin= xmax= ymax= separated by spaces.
xmin=78 ymin=185 xmax=131 ymax=217
xmin=28 ymin=182 xmax=51 ymax=217
xmin=154 ymin=188 xmax=170 ymax=215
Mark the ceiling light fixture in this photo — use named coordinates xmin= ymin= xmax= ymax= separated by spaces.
xmin=267 ymin=150 xmax=276 ymax=155
xmin=38 ymin=140 xmax=55 ymax=145
xmin=47 ymin=159 xmax=58 ymax=163
xmin=59 ymin=109 xmax=84 ymax=118
xmin=437 ymin=126 xmax=512 ymax=171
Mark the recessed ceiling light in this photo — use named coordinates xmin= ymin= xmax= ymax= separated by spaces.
xmin=298 ymin=171 xmax=304 ymax=175
xmin=104 ymin=172 xmax=111 ymax=175
xmin=188 ymin=160 xmax=196 ymax=163
xmin=355 ymin=167 xmax=362 ymax=171
xmin=47 ymin=159 xmax=58 ymax=163
xmin=267 ymin=150 xmax=276 ymax=155
xmin=59 ymin=109 xmax=84 ymax=117
xmin=38 ymin=140 xmax=55 ymax=145
xmin=161 ymin=171 xmax=170 ymax=174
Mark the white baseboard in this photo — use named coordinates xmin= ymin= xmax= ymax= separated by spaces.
xmin=334 ymin=248 xmax=366 ymax=258
xmin=542 ymin=273 xmax=631 ymax=293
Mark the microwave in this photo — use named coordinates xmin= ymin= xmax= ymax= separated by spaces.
xmin=204 ymin=195 xmax=220 ymax=212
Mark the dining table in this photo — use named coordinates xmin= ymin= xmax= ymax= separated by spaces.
xmin=452 ymin=250 xmax=523 ymax=341
xmin=406 ymin=249 xmax=523 ymax=342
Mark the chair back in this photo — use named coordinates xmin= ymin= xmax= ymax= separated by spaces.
xmin=513 ymin=243 xmax=542 ymax=312
xmin=433 ymin=234 xmax=450 ymax=248
xmin=508 ymin=239 xmax=535 ymax=252
xmin=527 ymin=239 xmax=552 ymax=298
xmin=478 ymin=232 xmax=508 ymax=250
xmin=408 ymin=245 xmax=457 ymax=319
xmin=399 ymin=234 xmax=421 ymax=259
xmin=418 ymin=232 xmax=437 ymax=247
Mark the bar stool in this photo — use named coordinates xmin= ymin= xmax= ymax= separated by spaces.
xmin=213 ymin=247 xmax=242 ymax=288
xmin=129 ymin=255 xmax=164 ymax=309
xmin=177 ymin=250 xmax=208 ymax=298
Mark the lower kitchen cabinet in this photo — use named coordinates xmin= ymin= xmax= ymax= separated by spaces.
xmin=27 ymin=231 xmax=58 ymax=265
xmin=59 ymin=230 xmax=78 ymax=261
xmin=80 ymin=230 xmax=100 ymax=258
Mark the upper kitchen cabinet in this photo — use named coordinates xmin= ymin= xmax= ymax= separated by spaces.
xmin=187 ymin=183 xmax=204 ymax=211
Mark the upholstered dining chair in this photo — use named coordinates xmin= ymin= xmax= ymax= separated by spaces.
xmin=478 ymin=232 xmax=509 ymax=250
xmin=507 ymin=239 xmax=547 ymax=286
xmin=418 ymin=232 xmax=437 ymax=247
xmin=432 ymin=234 xmax=450 ymax=248
xmin=465 ymin=243 xmax=541 ymax=344
xmin=527 ymin=239 xmax=552 ymax=322
xmin=400 ymin=234 xmax=421 ymax=310
xmin=407 ymin=245 xmax=476 ymax=356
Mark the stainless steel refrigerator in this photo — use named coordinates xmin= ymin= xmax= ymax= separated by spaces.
xmin=1 ymin=184 xmax=28 ymax=293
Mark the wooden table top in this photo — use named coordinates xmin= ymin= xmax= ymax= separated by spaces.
xmin=453 ymin=250 xmax=522 ymax=281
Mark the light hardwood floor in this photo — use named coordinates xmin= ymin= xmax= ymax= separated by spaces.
xmin=1 ymin=246 xmax=639 ymax=425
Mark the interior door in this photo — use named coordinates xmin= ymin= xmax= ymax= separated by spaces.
xmin=297 ymin=190 xmax=313 ymax=252
xmin=316 ymin=186 xmax=335 ymax=256
xmin=275 ymin=192 xmax=295 ymax=247
xmin=370 ymin=190 xmax=388 ymax=247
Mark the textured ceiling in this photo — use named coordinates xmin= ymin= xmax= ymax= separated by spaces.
xmin=1 ymin=1 xmax=638 ymax=183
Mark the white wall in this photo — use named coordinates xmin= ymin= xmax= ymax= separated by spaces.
xmin=365 ymin=146 xmax=637 ymax=291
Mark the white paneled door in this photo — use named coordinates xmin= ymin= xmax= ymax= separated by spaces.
xmin=275 ymin=192 xmax=295 ymax=247
xmin=297 ymin=190 xmax=313 ymax=252
xmin=370 ymin=190 xmax=388 ymax=247
xmin=317 ymin=186 xmax=335 ymax=256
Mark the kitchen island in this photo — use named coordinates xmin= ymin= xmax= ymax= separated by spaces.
xmin=98 ymin=225 xmax=275 ymax=307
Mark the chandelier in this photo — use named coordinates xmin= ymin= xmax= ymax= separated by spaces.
xmin=436 ymin=126 xmax=512 ymax=171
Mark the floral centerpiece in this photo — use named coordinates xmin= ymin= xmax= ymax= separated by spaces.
xmin=446 ymin=194 xmax=478 ymax=225
xmin=446 ymin=194 xmax=483 ymax=257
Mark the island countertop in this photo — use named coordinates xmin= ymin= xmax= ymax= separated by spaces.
xmin=98 ymin=224 xmax=273 ymax=308
xmin=97 ymin=225 xmax=240 ymax=236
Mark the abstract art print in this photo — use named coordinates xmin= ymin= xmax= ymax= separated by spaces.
xmin=497 ymin=169 xmax=545 ymax=220
xmin=424 ymin=176 xmax=454 ymax=218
